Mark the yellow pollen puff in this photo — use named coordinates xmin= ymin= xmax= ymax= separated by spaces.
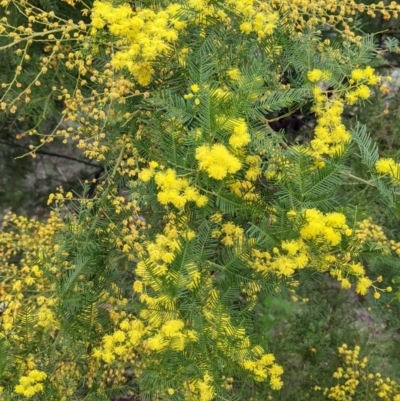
xmin=139 ymin=168 xmax=155 ymax=182
xmin=229 ymin=119 xmax=251 ymax=148
xmin=153 ymin=168 xmax=206 ymax=208
xmin=227 ymin=68 xmax=241 ymax=81
xmin=356 ymin=277 xmax=372 ymax=295
xmin=161 ymin=319 xmax=184 ymax=336
xmin=375 ymin=158 xmax=400 ymax=184
xmin=190 ymin=84 xmax=200 ymax=93
xmin=195 ymin=144 xmax=242 ymax=180
xmin=355 ymin=84 xmax=371 ymax=99
xmin=307 ymin=69 xmax=323 ymax=82
xmin=240 ymin=21 xmax=252 ymax=34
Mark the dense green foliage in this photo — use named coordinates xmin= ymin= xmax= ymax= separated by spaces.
xmin=1 ymin=0 xmax=400 ymax=400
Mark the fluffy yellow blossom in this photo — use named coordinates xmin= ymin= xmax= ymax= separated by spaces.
xmin=345 ymin=91 xmax=358 ymax=105
xmin=307 ymin=69 xmax=323 ymax=82
xmin=190 ymin=84 xmax=200 ymax=93
xmin=351 ymin=68 xmax=365 ymax=81
xmin=376 ymin=158 xmax=400 ymax=184
xmin=299 ymin=208 xmax=348 ymax=246
xmin=195 ymin=195 xmax=208 ymax=207
xmin=355 ymin=84 xmax=371 ymax=99
xmin=351 ymin=66 xmax=380 ymax=85
xmin=154 ymin=169 xmax=206 ymax=208
xmin=195 ymin=144 xmax=242 ymax=180
xmin=230 ymin=180 xmax=260 ymax=203
xmin=147 ymin=334 xmax=167 ymax=351
xmin=227 ymin=68 xmax=241 ymax=81
xmin=281 ymin=240 xmax=303 ymax=255
xmin=139 ymin=168 xmax=155 ymax=182
xmin=229 ymin=119 xmax=251 ymax=148
xmin=133 ymin=280 xmax=144 ymax=293
xmin=14 ymin=370 xmax=47 ymax=398
xmin=356 ymin=277 xmax=372 ymax=295
xmin=161 ymin=319 xmax=185 ymax=336
xmin=221 ymin=222 xmax=244 ymax=246
xmin=240 ymin=22 xmax=252 ymax=34
xmin=340 ymin=278 xmax=351 ymax=289
xmin=310 ymin=93 xmax=351 ymax=158
xmin=350 ymin=263 xmax=364 ymax=276
xmin=112 ymin=330 xmax=126 ymax=343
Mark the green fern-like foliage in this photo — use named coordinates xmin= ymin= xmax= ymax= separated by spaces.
xmin=1 ymin=0 xmax=400 ymax=399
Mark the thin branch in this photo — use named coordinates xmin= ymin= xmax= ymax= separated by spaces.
xmin=345 ymin=172 xmax=400 ymax=196
xmin=0 ymin=139 xmax=100 ymax=167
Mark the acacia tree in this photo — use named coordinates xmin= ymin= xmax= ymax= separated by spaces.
xmin=1 ymin=0 xmax=400 ymax=400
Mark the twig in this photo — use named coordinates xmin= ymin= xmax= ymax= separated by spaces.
xmin=0 ymin=139 xmax=100 ymax=167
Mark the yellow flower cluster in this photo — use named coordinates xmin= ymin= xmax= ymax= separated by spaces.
xmin=242 ymin=353 xmax=283 ymax=389
xmin=353 ymin=220 xmax=399 ymax=295
xmin=220 ymin=222 xmax=244 ymax=246
xmin=229 ymin=180 xmax=260 ymax=203
xmin=308 ymin=67 xmax=380 ymax=160
xmin=195 ymin=144 xmax=242 ymax=180
xmin=355 ymin=218 xmax=390 ymax=249
xmin=354 ymin=274 xmax=373 ymax=296
xmin=227 ymin=67 xmax=241 ymax=81
xmin=202 ymin=289 xmax=284 ymax=389
xmin=90 ymin=0 xmax=280 ymax=86
xmin=14 ymin=370 xmax=47 ymax=398
xmin=351 ymin=66 xmax=381 ymax=85
xmin=245 ymin=155 xmax=262 ymax=181
xmin=310 ymin=90 xmax=351 ymax=158
xmin=146 ymin=319 xmax=197 ymax=352
xmin=184 ymin=373 xmax=215 ymax=401
xmin=184 ymin=83 xmax=201 ymax=101
xmin=374 ymin=374 xmax=400 ymax=400
xmin=185 ymin=0 xmax=279 ymax=39
xmin=264 ymin=151 xmax=290 ymax=180
xmin=95 ymin=317 xmax=197 ymax=374
xmin=133 ymin=222 xmax=199 ymax=320
xmin=264 ymin=209 xmax=383 ymax=295
xmin=142 ymin=168 xmax=207 ymax=209
xmin=234 ymin=1 xmax=279 ymax=39
xmin=317 ymin=344 xmax=400 ymax=401
xmin=145 ymin=232 xmax=181 ymax=275
xmin=390 ymin=239 xmax=400 ymax=257
xmin=376 ymin=157 xmax=400 ymax=185
xmin=138 ymin=160 xmax=159 ymax=182
xmin=299 ymin=209 xmax=352 ymax=246
xmin=274 ymin=0 xmax=400 ymax=42
xmin=0 ymin=212 xmax=61 ymax=334
xmin=307 ymin=69 xmax=331 ymax=83
xmin=93 ymin=318 xmax=145 ymax=364
xmin=250 ymin=239 xmax=309 ymax=277
xmin=229 ymin=119 xmax=251 ymax=149
xmin=37 ymin=306 xmax=57 ymax=328
xmin=345 ymin=66 xmax=380 ymax=105
xmin=221 ymin=376 xmax=234 ymax=391
xmin=47 ymin=190 xmax=73 ymax=205
xmin=91 ymin=1 xmax=181 ymax=85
